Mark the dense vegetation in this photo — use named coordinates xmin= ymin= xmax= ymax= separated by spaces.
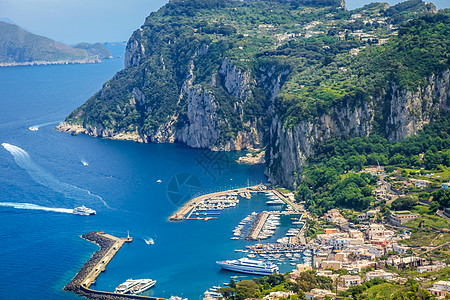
xmin=340 ymin=278 xmax=434 ymax=300
xmin=295 ymin=115 xmax=450 ymax=215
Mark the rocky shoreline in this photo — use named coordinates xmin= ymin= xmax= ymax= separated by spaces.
xmin=236 ymin=151 xmax=266 ymax=165
xmin=56 ymin=122 xmax=144 ymax=143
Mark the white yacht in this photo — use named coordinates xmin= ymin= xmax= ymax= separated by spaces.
xmin=266 ymin=199 xmax=285 ymax=205
xmin=131 ymin=279 xmax=156 ymax=294
xmin=72 ymin=206 xmax=96 ymax=215
xmin=217 ymin=258 xmax=278 ymax=275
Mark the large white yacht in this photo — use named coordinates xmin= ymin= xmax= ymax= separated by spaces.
xmin=216 ymin=258 xmax=278 ymax=275
xmin=72 ymin=206 xmax=96 ymax=215
xmin=131 ymin=279 xmax=156 ymax=294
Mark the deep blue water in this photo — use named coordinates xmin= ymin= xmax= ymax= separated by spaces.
xmin=0 ymin=46 xmax=294 ymax=300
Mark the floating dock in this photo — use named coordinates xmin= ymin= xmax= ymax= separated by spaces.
xmin=64 ymin=231 xmax=165 ymax=300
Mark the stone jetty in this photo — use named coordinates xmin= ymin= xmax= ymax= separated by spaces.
xmin=64 ymin=231 xmax=164 ymax=300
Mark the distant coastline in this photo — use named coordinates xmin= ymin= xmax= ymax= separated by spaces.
xmin=0 ymin=58 xmax=103 ymax=67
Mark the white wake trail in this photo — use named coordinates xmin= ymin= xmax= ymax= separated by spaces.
xmin=28 ymin=121 xmax=59 ymax=132
xmin=2 ymin=143 xmax=109 ymax=208
xmin=0 ymin=202 xmax=73 ymax=214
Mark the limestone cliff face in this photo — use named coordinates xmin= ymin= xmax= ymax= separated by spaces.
xmin=386 ymin=70 xmax=450 ymax=141
xmin=266 ymin=70 xmax=450 ymax=188
xmin=266 ymin=102 xmax=374 ymax=187
xmin=175 ymin=86 xmax=220 ymax=148
xmin=124 ymin=30 xmax=145 ymax=68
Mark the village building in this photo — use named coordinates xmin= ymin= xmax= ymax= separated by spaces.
xmin=428 ymin=281 xmax=450 ymax=298
xmin=340 ymin=275 xmax=362 ymax=287
xmin=365 ymin=270 xmax=396 ymax=281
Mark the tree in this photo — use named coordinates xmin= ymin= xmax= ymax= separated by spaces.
xmin=217 ymin=287 xmax=235 ymax=299
xmin=429 ymin=201 xmax=440 ymax=213
xmin=391 ymin=196 xmax=418 ymax=211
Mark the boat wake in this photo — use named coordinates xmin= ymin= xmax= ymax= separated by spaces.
xmin=0 ymin=202 xmax=73 ymax=214
xmin=1 ymin=143 xmax=109 ymax=208
xmin=144 ymin=238 xmax=155 ymax=245
xmin=28 ymin=121 xmax=59 ymax=132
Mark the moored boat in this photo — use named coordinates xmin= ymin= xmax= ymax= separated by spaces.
xmin=216 ymin=258 xmax=278 ymax=275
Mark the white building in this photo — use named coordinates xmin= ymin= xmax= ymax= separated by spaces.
xmin=341 ymin=275 xmax=362 ymax=287
xmin=367 ymin=224 xmax=385 ymax=239
xmin=393 ymin=243 xmax=409 ymax=254
xmin=428 ymin=281 xmax=450 ymax=298
xmin=365 ymin=270 xmax=396 ymax=281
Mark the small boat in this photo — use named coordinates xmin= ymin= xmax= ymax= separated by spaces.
xmin=266 ymin=199 xmax=285 ymax=205
xmin=156 ymin=179 xmax=162 ymax=183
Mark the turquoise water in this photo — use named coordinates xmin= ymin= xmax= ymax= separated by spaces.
xmin=0 ymin=46 xmax=295 ymax=300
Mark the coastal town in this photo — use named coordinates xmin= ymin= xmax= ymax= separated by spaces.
xmin=197 ymin=163 xmax=450 ymax=300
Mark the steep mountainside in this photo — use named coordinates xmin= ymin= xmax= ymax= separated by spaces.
xmin=0 ymin=21 xmax=112 ymax=66
xmin=58 ymin=0 xmax=448 ymax=187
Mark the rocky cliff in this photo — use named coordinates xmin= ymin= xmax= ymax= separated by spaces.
xmin=266 ymin=70 xmax=450 ymax=187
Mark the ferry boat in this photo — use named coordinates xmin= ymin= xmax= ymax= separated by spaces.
xmin=72 ymin=205 xmax=96 ymax=215
xmin=216 ymin=258 xmax=279 ymax=275
xmin=115 ymin=279 xmax=156 ymax=294
xmin=131 ymin=279 xmax=156 ymax=294
xmin=115 ymin=279 xmax=141 ymax=294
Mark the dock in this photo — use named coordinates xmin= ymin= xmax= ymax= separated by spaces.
xmin=246 ymin=211 xmax=269 ymax=240
xmin=64 ymin=231 xmax=165 ymax=300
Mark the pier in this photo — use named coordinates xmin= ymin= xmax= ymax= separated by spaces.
xmin=246 ymin=211 xmax=269 ymax=240
xmin=169 ymin=186 xmax=260 ymax=221
xmin=64 ymin=231 xmax=165 ymax=300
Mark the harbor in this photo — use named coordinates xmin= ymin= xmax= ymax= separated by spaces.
xmin=64 ymin=231 xmax=164 ymax=300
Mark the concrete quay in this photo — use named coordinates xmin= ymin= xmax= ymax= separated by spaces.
xmin=64 ymin=231 xmax=164 ymax=300
xmin=246 ymin=211 xmax=269 ymax=240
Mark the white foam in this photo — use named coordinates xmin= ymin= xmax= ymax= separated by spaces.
xmin=2 ymin=143 xmax=108 ymax=207
xmin=0 ymin=202 xmax=73 ymax=214
xmin=144 ymin=238 xmax=155 ymax=245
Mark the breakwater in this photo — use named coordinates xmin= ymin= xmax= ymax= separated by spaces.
xmin=169 ymin=186 xmax=258 ymax=221
xmin=64 ymin=232 xmax=164 ymax=300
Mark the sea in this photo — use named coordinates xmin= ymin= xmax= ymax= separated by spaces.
xmin=0 ymin=45 xmax=301 ymax=300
